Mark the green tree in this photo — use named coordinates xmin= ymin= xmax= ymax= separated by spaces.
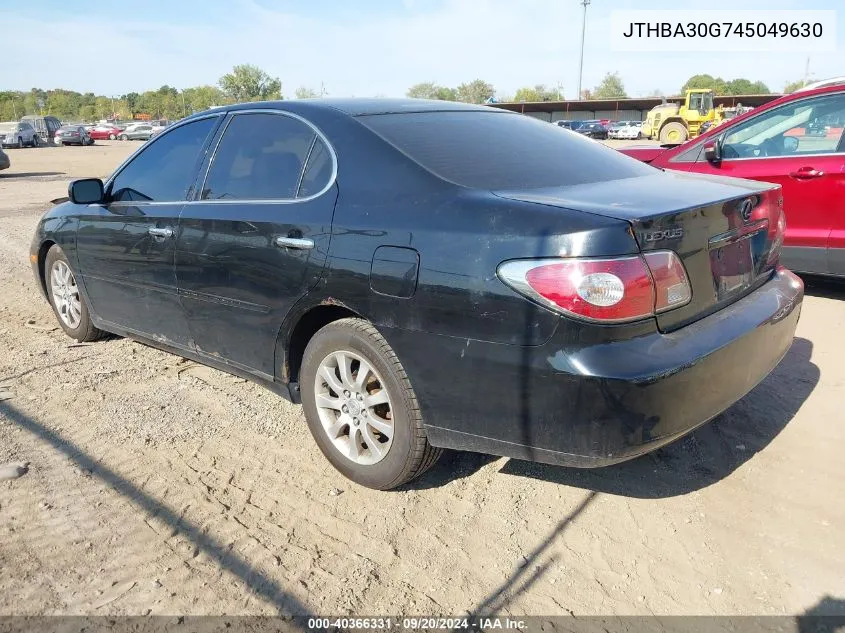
xmin=591 ymin=72 xmax=627 ymax=99
xmin=681 ymin=73 xmax=722 ymax=94
xmin=406 ymin=82 xmax=456 ymax=100
xmin=783 ymin=79 xmax=807 ymax=93
xmin=295 ymin=86 xmax=319 ymax=99
xmin=725 ymin=78 xmax=770 ymax=95
xmin=513 ymin=84 xmax=564 ymax=102
xmin=218 ymin=64 xmax=282 ymax=102
xmin=183 ymin=85 xmax=227 ymax=112
xmin=455 ymin=79 xmax=495 ymax=104
xmin=680 ymin=74 xmax=769 ymax=96
xmin=122 ymin=92 xmax=141 ymax=115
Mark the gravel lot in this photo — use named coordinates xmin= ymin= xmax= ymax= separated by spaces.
xmin=0 ymin=141 xmax=843 ymax=617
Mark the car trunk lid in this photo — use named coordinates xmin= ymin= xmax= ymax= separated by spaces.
xmin=495 ymin=171 xmax=783 ymax=331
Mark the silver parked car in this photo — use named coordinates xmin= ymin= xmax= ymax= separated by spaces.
xmin=0 ymin=121 xmax=40 ymax=148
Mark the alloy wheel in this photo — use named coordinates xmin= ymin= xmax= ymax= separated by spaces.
xmin=50 ymin=260 xmax=82 ymax=329
xmin=313 ymin=350 xmax=394 ymax=465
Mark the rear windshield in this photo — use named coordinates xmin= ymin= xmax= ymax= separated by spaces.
xmin=357 ymin=111 xmax=654 ymax=189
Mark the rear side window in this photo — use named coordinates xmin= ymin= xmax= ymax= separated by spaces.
xmin=297 ymin=137 xmax=333 ymax=197
xmin=109 ymin=117 xmax=217 ymax=203
xmin=357 ymin=111 xmax=654 ymax=189
xmin=202 ymin=113 xmax=316 ymax=200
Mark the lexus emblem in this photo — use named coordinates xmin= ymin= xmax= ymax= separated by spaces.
xmin=739 ymin=198 xmax=754 ymax=222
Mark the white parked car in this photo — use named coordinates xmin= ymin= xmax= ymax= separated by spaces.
xmin=616 ymin=121 xmax=643 ymax=140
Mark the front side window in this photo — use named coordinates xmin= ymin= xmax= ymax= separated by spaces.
xmin=201 ymin=113 xmax=316 ymax=200
xmin=721 ymin=92 xmax=845 ymax=159
xmin=109 ymin=117 xmax=217 ymax=203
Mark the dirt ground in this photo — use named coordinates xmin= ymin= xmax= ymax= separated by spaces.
xmin=0 ymin=141 xmax=843 ymax=617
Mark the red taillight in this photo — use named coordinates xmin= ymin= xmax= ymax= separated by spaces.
xmin=643 ymin=251 xmax=692 ymax=312
xmin=498 ymin=251 xmax=692 ymax=323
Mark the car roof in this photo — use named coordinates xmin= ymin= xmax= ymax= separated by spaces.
xmin=217 ymin=98 xmax=506 ymax=117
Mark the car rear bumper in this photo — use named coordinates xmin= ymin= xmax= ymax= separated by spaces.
xmin=386 ymin=268 xmax=804 ymax=467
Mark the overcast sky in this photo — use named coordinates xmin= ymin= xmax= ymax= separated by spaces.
xmin=4 ymin=0 xmax=842 ymax=98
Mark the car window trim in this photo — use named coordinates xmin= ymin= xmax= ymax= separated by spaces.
xmin=192 ymin=109 xmax=338 ymax=206
xmin=295 ymin=135 xmax=320 ymax=198
xmin=104 ymin=112 xmax=224 ymax=207
xmin=717 ymin=90 xmax=845 ymax=163
xmin=670 ymin=89 xmax=845 ymax=165
xmin=717 ymin=151 xmax=845 ymax=163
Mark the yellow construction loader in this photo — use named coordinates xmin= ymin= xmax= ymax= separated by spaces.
xmin=641 ymin=89 xmax=716 ymax=143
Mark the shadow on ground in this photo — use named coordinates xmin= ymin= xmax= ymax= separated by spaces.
xmin=496 ymin=336 xmax=818 ymax=498
xmin=0 ymin=171 xmax=65 ymax=178
xmin=801 ymin=274 xmax=845 ymax=301
xmin=0 ymin=400 xmax=312 ymax=620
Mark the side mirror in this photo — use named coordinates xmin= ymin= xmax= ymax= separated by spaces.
xmin=703 ymin=139 xmax=722 ymax=165
xmin=68 ymin=178 xmax=104 ymax=205
xmin=783 ymin=136 xmax=799 ymax=154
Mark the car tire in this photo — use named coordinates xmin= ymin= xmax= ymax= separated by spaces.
xmin=30 ymin=136 xmax=39 ymax=148
xmin=300 ymin=317 xmax=442 ymax=490
xmin=44 ymin=245 xmax=107 ymax=343
xmin=659 ymin=121 xmax=688 ymax=143
xmin=17 ymin=137 xmax=23 ymax=149
xmin=109 ymin=133 xmax=116 ymax=140
xmin=120 ymin=134 xmax=128 ymax=141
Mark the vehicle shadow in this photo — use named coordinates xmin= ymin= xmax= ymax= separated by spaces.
xmin=0 ymin=400 xmax=312 ymax=620
xmin=498 ymin=336 xmax=818 ymax=498
xmin=800 ymin=274 xmax=845 ymax=300
xmin=402 ymin=450 xmax=500 ymax=490
xmin=798 ymin=595 xmax=845 ymax=633
xmin=0 ymin=171 xmax=65 ymax=178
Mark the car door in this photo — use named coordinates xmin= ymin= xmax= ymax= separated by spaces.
xmin=175 ymin=110 xmax=338 ymax=379
xmin=74 ymin=114 xmax=221 ymax=346
xmin=689 ymin=91 xmax=845 ymax=276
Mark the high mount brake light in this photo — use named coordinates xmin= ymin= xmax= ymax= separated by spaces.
xmin=498 ymin=251 xmax=692 ymax=323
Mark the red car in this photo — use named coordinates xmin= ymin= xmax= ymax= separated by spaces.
xmin=87 ymin=125 xmax=123 ymax=141
xmin=619 ymin=79 xmax=845 ymax=278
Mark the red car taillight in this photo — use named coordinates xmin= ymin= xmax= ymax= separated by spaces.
xmin=498 ymin=251 xmax=692 ymax=323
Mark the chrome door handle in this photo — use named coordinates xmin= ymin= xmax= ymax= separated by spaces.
xmin=148 ymin=227 xmax=174 ymax=238
xmin=789 ymin=167 xmax=824 ymax=179
xmin=274 ymin=236 xmax=314 ymax=250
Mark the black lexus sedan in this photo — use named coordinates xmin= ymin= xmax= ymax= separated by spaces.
xmin=576 ymin=121 xmax=609 ymax=139
xmin=30 ymin=99 xmax=803 ymax=489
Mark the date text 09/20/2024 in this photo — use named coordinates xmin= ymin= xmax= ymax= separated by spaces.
xmin=307 ymin=617 xmax=526 ymax=630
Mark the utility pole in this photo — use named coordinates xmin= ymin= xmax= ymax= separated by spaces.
xmin=577 ymin=0 xmax=591 ymax=99
xmin=802 ymin=56 xmax=811 ymax=87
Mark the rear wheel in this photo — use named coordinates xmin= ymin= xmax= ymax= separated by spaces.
xmin=300 ymin=318 xmax=442 ymax=490
xmin=120 ymin=134 xmax=128 ymax=141
xmin=108 ymin=133 xmax=116 ymax=140
xmin=659 ymin=122 xmax=688 ymax=143
xmin=44 ymin=245 xmax=106 ymax=343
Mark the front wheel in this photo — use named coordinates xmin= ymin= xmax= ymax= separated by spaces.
xmin=16 ymin=137 xmax=23 ymax=149
xmin=659 ymin=122 xmax=688 ymax=144
xmin=300 ymin=318 xmax=442 ymax=490
xmin=108 ymin=133 xmax=116 ymax=140
xmin=44 ymin=245 xmax=106 ymax=343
